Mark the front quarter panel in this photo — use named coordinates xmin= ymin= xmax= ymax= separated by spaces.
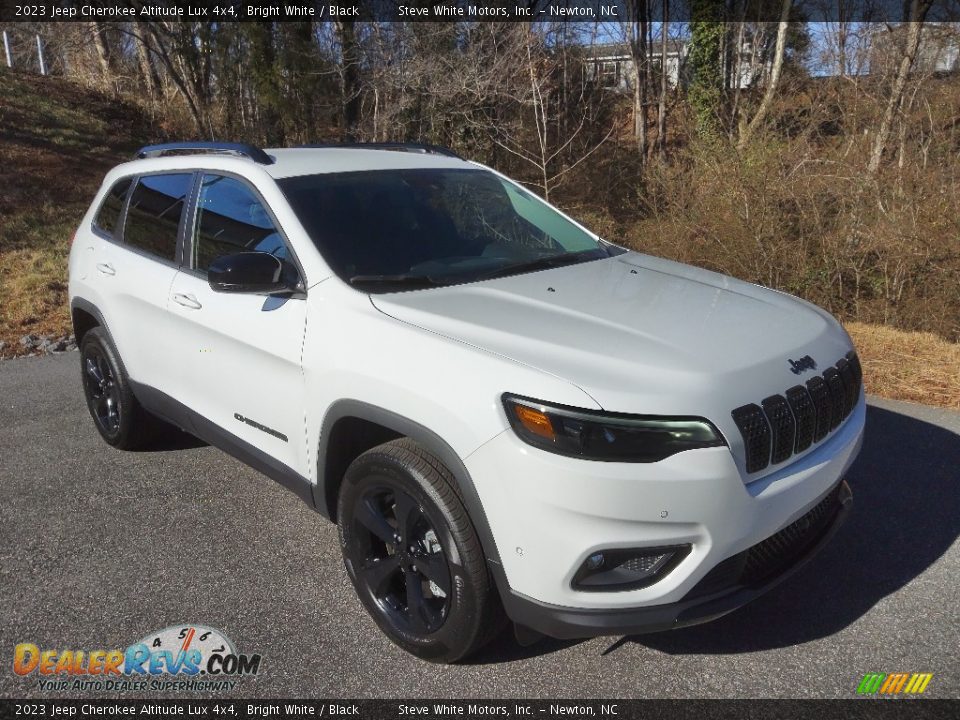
xmin=300 ymin=280 xmax=602 ymax=506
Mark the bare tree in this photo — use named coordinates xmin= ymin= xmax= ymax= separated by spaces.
xmin=737 ymin=0 xmax=792 ymax=148
xmin=133 ymin=22 xmax=161 ymax=99
xmin=89 ymin=22 xmax=114 ymax=84
xmin=655 ymin=1 xmax=670 ymax=158
xmin=867 ymin=0 xmax=935 ymax=174
xmin=624 ymin=0 xmax=651 ymax=161
xmin=335 ymin=20 xmax=362 ymax=142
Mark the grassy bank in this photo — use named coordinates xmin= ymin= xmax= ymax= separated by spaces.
xmin=847 ymin=323 xmax=960 ymax=410
xmin=0 ymin=69 xmax=151 ymax=352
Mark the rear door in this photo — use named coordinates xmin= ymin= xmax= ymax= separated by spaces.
xmin=166 ymin=172 xmax=308 ymax=475
xmin=93 ymin=172 xmax=194 ymax=393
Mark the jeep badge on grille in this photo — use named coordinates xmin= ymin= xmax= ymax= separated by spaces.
xmin=788 ymin=355 xmax=817 ymax=374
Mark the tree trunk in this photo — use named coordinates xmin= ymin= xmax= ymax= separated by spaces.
xmin=336 ymin=20 xmax=362 ymax=142
xmin=729 ymin=2 xmax=747 ymax=131
xmin=866 ymin=1 xmax=933 ymax=175
xmin=90 ymin=22 xmax=113 ymax=82
xmin=656 ymin=1 xmax=670 ymax=158
xmin=737 ymin=0 xmax=791 ymax=149
xmin=141 ymin=23 xmax=207 ymax=136
xmin=627 ymin=1 xmax=649 ymax=162
xmin=134 ymin=23 xmax=161 ymax=99
xmin=688 ymin=0 xmax=727 ymax=140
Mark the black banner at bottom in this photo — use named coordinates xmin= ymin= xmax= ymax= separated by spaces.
xmin=0 ymin=699 xmax=957 ymax=720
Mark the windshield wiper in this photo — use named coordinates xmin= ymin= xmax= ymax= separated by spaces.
xmin=476 ymin=251 xmax=599 ymax=281
xmin=348 ymin=273 xmax=449 ymax=288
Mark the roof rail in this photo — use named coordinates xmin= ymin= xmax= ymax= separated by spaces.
xmin=299 ymin=142 xmax=464 ymax=160
xmin=135 ymin=142 xmax=274 ymax=165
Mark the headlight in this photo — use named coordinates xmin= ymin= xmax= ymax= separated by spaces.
xmin=502 ymin=394 xmax=726 ymax=462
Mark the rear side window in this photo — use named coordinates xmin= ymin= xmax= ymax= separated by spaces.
xmin=122 ymin=173 xmax=193 ymax=263
xmin=93 ymin=177 xmax=131 ymax=237
xmin=192 ymin=174 xmax=289 ymax=272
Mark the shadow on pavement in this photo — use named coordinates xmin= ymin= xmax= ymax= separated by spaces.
xmin=471 ymin=404 xmax=959 ymax=662
xmin=134 ymin=422 xmax=208 ymax=452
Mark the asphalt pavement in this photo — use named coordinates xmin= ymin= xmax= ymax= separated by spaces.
xmin=1 ymin=353 xmax=957 ymax=699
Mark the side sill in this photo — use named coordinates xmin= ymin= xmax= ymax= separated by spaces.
xmin=129 ymin=380 xmax=318 ymax=510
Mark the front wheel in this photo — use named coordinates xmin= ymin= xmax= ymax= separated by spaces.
xmin=337 ymin=438 xmax=504 ymax=663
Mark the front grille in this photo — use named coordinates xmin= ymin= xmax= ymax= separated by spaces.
xmin=731 ymin=352 xmax=861 ymax=474
xmin=684 ymin=483 xmax=844 ymax=600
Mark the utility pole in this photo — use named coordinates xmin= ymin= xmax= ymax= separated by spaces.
xmin=3 ymin=30 xmax=12 ymax=69
xmin=36 ymin=34 xmax=46 ymax=75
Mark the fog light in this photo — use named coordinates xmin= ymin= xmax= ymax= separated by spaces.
xmin=573 ymin=545 xmax=691 ymax=591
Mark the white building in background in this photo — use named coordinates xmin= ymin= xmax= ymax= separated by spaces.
xmin=584 ymin=40 xmax=689 ymax=91
xmin=584 ymin=39 xmax=764 ymax=92
xmin=869 ymin=23 xmax=960 ymax=76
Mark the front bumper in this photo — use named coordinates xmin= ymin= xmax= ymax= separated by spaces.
xmin=502 ymin=479 xmax=851 ymax=639
xmin=464 ymin=394 xmax=865 ymax=619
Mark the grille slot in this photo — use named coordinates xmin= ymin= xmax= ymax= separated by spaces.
xmin=732 ymin=352 xmax=861 ymax=474
xmin=786 ymin=385 xmax=816 ymax=453
xmin=822 ymin=367 xmax=845 ymax=430
xmin=805 ymin=376 xmax=832 ymax=442
xmin=835 ymin=358 xmax=855 ymax=417
xmin=847 ymin=351 xmax=863 ymax=384
xmin=731 ymin=404 xmax=771 ymax=473
xmin=761 ymin=395 xmax=795 ymax=465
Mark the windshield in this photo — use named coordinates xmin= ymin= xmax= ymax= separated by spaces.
xmin=278 ymin=168 xmax=614 ymax=291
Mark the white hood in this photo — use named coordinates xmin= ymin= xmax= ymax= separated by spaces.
xmin=371 ymin=252 xmax=854 ymax=421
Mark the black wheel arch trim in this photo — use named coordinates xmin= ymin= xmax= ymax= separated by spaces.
xmin=316 ymin=399 xmax=509 ymax=594
xmin=71 ymin=297 xmax=115 ymax=346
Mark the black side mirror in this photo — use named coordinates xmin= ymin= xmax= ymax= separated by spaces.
xmin=208 ymin=252 xmax=292 ymax=294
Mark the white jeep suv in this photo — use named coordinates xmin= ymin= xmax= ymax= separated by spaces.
xmin=69 ymin=142 xmax=864 ymax=662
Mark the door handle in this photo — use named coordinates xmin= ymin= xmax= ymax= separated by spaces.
xmin=96 ymin=262 xmax=116 ymax=276
xmin=172 ymin=293 xmax=202 ymax=310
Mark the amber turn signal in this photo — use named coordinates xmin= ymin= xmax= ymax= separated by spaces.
xmin=513 ymin=404 xmax=556 ymax=441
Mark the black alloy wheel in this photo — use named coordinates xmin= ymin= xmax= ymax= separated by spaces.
xmin=347 ymin=486 xmax=452 ymax=635
xmin=338 ymin=438 xmax=506 ymax=662
xmin=82 ymin=344 xmax=121 ymax=437
xmin=79 ymin=327 xmax=161 ymax=449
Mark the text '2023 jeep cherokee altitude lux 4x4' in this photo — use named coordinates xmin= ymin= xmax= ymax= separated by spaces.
xmin=69 ymin=141 xmax=864 ymax=662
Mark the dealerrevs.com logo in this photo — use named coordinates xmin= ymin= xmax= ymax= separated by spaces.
xmin=13 ymin=625 xmax=262 ymax=693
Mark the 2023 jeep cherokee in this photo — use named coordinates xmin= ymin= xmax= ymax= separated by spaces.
xmin=69 ymin=142 xmax=863 ymax=662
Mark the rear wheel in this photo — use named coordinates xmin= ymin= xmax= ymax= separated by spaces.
xmin=79 ymin=327 xmax=160 ymax=449
xmin=338 ymin=438 xmax=504 ymax=663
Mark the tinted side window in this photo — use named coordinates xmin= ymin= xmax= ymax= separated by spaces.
xmin=123 ymin=173 xmax=192 ymax=262
xmin=93 ymin=177 xmax=131 ymax=236
xmin=192 ymin=174 xmax=289 ymax=272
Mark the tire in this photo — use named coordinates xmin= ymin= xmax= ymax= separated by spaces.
xmin=338 ymin=438 xmax=505 ymax=663
xmin=79 ymin=327 xmax=160 ymax=450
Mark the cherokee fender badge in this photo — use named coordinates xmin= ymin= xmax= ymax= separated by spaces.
xmin=234 ymin=412 xmax=288 ymax=442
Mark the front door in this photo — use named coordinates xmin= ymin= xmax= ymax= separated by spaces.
xmin=167 ymin=172 xmax=308 ymax=476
